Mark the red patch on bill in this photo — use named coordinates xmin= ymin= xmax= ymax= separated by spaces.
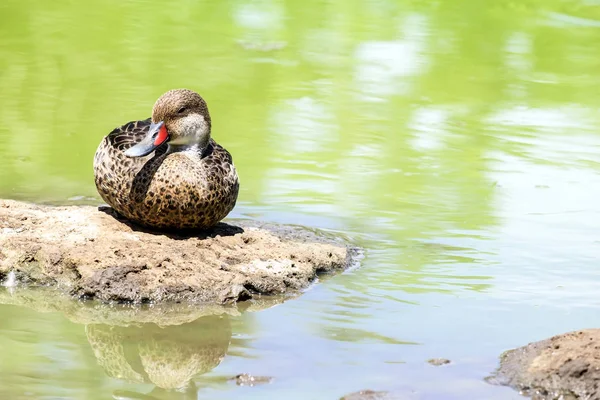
xmin=154 ymin=125 xmax=169 ymax=146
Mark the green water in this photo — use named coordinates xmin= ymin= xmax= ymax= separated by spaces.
xmin=1 ymin=0 xmax=600 ymax=398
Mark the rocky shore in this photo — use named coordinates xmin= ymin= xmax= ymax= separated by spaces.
xmin=0 ymin=199 xmax=359 ymax=304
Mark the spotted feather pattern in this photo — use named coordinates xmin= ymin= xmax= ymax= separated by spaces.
xmin=93 ymin=118 xmax=239 ymax=231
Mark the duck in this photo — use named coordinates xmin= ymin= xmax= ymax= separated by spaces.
xmin=93 ymin=88 xmax=239 ymax=230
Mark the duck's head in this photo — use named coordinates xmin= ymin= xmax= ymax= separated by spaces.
xmin=124 ymin=89 xmax=212 ymax=158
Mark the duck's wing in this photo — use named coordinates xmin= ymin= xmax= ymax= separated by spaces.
xmin=94 ymin=117 xmax=168 ymax=208
xmin=105 ymin=118 xmax=153 ymax=152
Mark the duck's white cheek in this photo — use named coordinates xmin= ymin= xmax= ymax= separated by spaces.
xmin=190 ymin=116 xmax=209 ymax=142
xmin=172 ymin=114 xmax=208 ymax=144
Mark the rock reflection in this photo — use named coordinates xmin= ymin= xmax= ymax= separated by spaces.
xmin=86 ymin=315 xmax=231 ymax=399
xmin=0 ymin=287 xmax=289 ymax=399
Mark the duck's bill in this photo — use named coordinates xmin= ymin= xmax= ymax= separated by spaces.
xmin=124 ymin=121 xmax=169 ymax=157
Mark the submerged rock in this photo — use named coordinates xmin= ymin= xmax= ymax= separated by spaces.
xmin=488 ymin=329 xmax=600 ymax=399
xmin=341 ymin=390 xmax=390 ymax=400
xmin=0 ymin=199 xmax=358 ymax=304
xmin=340 ymin=390 xmax=415 ymax=400
xmin=232 ymin=373 xmax=273 ymax=386
xmin=427 ymin=358 xmax=451 ymax=366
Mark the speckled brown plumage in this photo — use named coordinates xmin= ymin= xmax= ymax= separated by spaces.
xmin=93 ymin=89 xmax=239 ymax=231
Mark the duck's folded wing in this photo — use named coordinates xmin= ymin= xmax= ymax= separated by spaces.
xmin=106 ymin=118 xmax=152 ymax=152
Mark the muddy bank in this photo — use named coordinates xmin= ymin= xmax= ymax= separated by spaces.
xmin=488 ymin=329 xmax=600 ymax=399
xmin=0 ymin=199 xmax=358 ymax=304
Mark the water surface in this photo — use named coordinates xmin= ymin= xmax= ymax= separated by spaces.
xmin=1 ymin=0 xmax=600 ymax=398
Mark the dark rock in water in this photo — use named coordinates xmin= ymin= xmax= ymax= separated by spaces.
xmin=488 ymin=329 xmax=600 ymax=399
xmin=0 ymin=199 xmax=359 ymax=304
xmin=427 ymin=358 xmax=451 ymax=366
xmin=232 ymin=373 xmax=273 ymax=386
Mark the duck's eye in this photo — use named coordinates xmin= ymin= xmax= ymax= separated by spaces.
xmin=177 ymin=107 xmax=187 ymax=114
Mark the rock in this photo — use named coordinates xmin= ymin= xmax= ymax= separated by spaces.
xmin=488 ymin=329 xmax=600 ymax=399
xmin=340 ymin=390 xmax=412 ymax=400
xmin=232 ymin=373 xmax=273 ymax=386
xmin=0 ymin=199 xmax=358 ymax=305
xmin=427 ymin=358 xmax=451 ymax=366
xmin=340 ymin=391 xmax=390 ymax=400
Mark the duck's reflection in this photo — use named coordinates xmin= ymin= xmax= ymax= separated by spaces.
xmin=84 ymin=314 xmax=231 ymax=399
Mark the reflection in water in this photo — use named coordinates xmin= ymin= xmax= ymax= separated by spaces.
xmin=85 ymin=316 xmax=231 ymax=400
xmin=354 ymin=14 xmax=428 ymax=100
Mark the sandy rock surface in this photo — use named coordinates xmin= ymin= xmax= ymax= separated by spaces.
xmin=489 ymin=329 xmax=600 ymax=399
xmin=0 ymin=199 xmax=358 ymax=304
